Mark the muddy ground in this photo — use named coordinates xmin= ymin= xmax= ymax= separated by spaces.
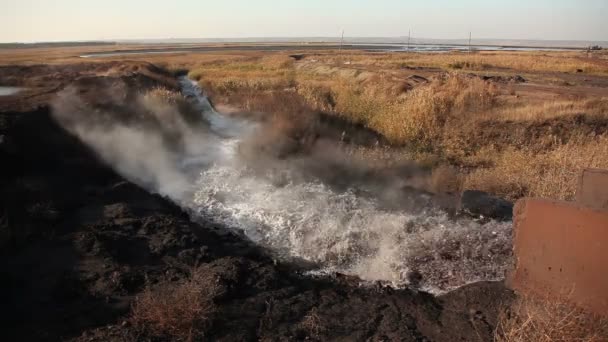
xmin=0 ymin=62 xmax=513 ymax=341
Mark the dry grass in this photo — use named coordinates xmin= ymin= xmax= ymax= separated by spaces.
xmin=490 ymin=98 xmax=608 ymax=122
xmin=174 ymin=51 xmax=608 ymax=201
xmin=187 ymin=53 xmax=608 ymax=201
xmin=191 ymin=57 xmax=498 ymax=146
xmin=188 ymin=55 xmax=295 ymax=97
xmin=368 ymin=75 xmax=498 ymax=147
xmin=315 ymin=51 xmax=608 ymax=76
xmin=143 ymin=86 xmax=186 ymax=104
xmin=496 ymin=294 xmax=608 ymax=342
xmin=287 ymin=73 xmax=497 ymax=149
xmin=130 ymin=268 xmax=217 ymax=341
xmin=463 ymin=136 xmax=608 ymax=201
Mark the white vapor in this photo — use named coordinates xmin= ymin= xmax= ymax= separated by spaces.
xmin=52 ymin=76 xmax=512 ymax=295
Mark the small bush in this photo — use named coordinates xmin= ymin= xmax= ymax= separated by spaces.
xmin=144 ymin=87 xmax=185 ymax=105
xmin=496 ymin=294 xmax=608 ymax=342
xmin=130 ymin=269 xmax=217 ymax=341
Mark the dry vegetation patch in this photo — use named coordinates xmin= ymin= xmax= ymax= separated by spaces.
xmin=463 ymin=136 xmax=608 ymax=201
xmin=490 ymin=98 xmax=608 ymax=122
xmin=496 ymin=294 xmax=608 ymax=342
xmin=313 ymin=51 xmax=608 ymax=76
xmin=186 ymin=51 xmax=608 ymax=201
xmin=130 ymin=268 xmax=218 ymax=341
xmin=189 ymin=55 xmax=296 ymax=97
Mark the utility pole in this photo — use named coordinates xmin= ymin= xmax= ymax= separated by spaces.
xmin=339 ymin=29 xmax=344 ymax=62
xmin=468 ymin=32 xmax=472 ymax=53
xmin=408 ymin=29 xmax=411 ymax=51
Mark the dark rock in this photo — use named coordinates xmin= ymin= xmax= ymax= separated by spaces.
xmin=459 ymin=190 xmax=513 ymax=221
xmin=407 ymin=75 xmax=429 ymax=83
xmin=511 ymin=75 xmax=527 ymax=83
xmin=289 ymin=54 xmax=305 ymax=61
xmin=406 ymin=270 xmax=424 ymax=289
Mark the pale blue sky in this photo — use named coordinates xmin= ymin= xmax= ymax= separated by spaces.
xmin=1 ymin=0 xmax=607 ymax=42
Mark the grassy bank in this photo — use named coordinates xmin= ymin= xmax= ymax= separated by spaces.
xmin=496 ymin=294 xmax=608 ymax=342
xmin=187 ymin=52 xmax=608 ymax=201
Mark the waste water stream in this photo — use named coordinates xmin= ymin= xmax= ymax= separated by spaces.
xmin=176 ymin=77 xmax=513 ymax=294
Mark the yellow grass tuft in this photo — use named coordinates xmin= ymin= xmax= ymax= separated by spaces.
xmin=491 ymin=98 xmax=608 ymax=122
xmin=464 ymin=136 xmax=608 ymax=201
xmin=496 ymin=294 xmax=608 ymax=342
xmin=143 ymin=87 xmax=185 ymax=104
xmin=130 ymin=268 xmax=217 ymax=341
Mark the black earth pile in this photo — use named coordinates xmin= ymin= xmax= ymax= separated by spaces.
xmin=0 ymin=62 xmax=512 ymax=341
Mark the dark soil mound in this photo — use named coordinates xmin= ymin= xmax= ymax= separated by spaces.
xmin=0 ymin=63 xmax=513 ymax=341
xmin=0 ymin=61 xmax=177 ymax=112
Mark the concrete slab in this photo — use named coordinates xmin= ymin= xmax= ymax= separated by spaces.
xmin=508 ymin=198 xmax=608 ymax=316
xmin=577 ymin=168 xmax=608 ymax=211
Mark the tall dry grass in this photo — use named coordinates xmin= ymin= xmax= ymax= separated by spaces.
xmin=463 ymin=136 xmax=608 ymax=201
xmin=188 ymin=53 xmax=608 ymax=201
xmin=130 ymin=268 xmax=217 ymax=341
xmin=373 ymin=75 xmax=497 ymax=147
xmin=296 ymin=74 xmax=498 ymax=148
xmin=490 ymin=98 xmax=608 ymax=122
xmin=189 ymin=55 xmax=295 ymax=97
xmin=496 ymin=294 xmax=608 ymax=342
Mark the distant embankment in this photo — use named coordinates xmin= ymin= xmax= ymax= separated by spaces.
xmin=0 ymin=41 xmax=117 ymax=49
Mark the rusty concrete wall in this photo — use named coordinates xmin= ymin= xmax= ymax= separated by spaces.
xmin=509 ymin=198 xmax=608 ymax=315
xmin=577 ymin=168 xmax=608 ymax=210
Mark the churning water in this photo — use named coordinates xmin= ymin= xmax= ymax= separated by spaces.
xmin=53 ymin=76 xmax=512 ymax=295
xmin=0 ymin=86 xmax=23 ymax=96
xmin=177 ymin=77 xmax=513 ymax=294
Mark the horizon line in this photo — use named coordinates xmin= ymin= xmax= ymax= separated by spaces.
xmin=2 ymin=36 xmax=608 ymax=45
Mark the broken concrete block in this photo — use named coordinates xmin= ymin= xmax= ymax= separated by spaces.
xmin=577 ymin=168 xmax=608 ymax=210
xmin=508 ymin=198 xmax=608 ymax=316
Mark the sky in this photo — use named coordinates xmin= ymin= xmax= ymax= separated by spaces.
xmin=1 ymin=0 xmax=607 ymax=43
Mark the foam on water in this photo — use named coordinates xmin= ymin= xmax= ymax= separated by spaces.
xmin=0 ymin=86 xmax=23 ymax=96
xmin=192 ymin=163 xmax=513 ymax=293
xmin=177 ymin=77 xmax=512 ymax=294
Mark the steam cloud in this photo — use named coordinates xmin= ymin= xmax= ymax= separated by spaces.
xmin=52 ymin=76 xmax=512 ymax=294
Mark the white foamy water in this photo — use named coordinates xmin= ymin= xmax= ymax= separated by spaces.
xmin=178 ymin=77 xmax=513 ymax=294
xmin=0 ymin=86 xmax=23 ymax=96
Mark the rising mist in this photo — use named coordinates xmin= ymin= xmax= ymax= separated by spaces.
xmin=51 ymin=76 xmax=512 ymax=294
